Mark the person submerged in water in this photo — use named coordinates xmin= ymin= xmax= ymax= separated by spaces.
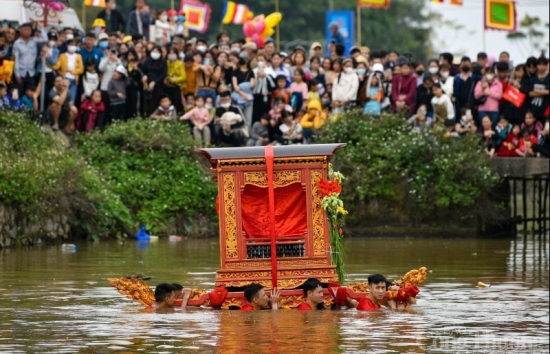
xmin=347 ymin=274 xmax=394 ymax=311
xmin=172 ymin=283 xmax=192 ymax=307
xmin=240 ymin=283 xmax=281 ymax=310
xmin=154 ymin=283 xmax=191 ymax=310
xmin=297 ymin=278 xmax=327 ymax=310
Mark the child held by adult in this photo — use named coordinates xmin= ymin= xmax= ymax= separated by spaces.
xmin=180 ymin=95 xmax=212 ymax=146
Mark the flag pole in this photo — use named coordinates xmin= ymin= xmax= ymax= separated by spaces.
xmin=275 ymin=0 xmax=280 ymax=51
xmin=356 ymin=5 xmax=361 ymax=46
xmin=82 ymin=5 xmax=86 ymax=31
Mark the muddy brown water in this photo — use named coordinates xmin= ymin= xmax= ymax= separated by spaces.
xmin=0 ymin=236 xmax=548 ymax=353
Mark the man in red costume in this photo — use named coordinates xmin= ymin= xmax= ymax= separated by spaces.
xmin=297 ymin=278 xmax=326 ymax=310
xmin=241 ymin=284 xmax=281 ymax=311
xmin=347 ymin=274 xmax=389 ymax=311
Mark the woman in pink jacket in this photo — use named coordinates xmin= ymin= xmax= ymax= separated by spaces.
xmin=474 ymin=71 xmax=503 ymax=127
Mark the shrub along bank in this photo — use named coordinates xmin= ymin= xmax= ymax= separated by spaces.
xmin=318 ymin=111 xmax=503 ymax=232
xmin=0 ymin=113 xmax=217 ymax=247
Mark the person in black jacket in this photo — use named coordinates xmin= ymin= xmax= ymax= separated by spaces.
xmin=415 ymin=75 xmax=434 ymax=118
xmin=454 ymin=56 xmax=480 ymax=121
xmin=140 ymin=45 xmax=167 ymax=116
xmin=96 ymin=0 xmax=126 ymax=33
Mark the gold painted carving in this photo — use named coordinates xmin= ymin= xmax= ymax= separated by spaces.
xmin=225 ymin=259 xmax=327 ymax=269
xmin=243 ymin=171 xmax=301 ymax=188
xmin=310 ymin=170 xmax=325 ymax=256
xmin=218 ymin=156 xmax=327 ymax=169
xmin=223 ymin=173 xmax=238 ymax=258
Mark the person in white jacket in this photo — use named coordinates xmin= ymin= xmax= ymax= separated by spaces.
xmin=431 ymin=82 xmax=455 ymax=126
xmin=153 ymin=11 xmax=172 ymax=46
xmin=331 ymin=58 xmax=359 ymax=115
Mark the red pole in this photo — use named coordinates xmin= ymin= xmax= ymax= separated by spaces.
xmin=264 ymin=146 xmax=278 ymax=288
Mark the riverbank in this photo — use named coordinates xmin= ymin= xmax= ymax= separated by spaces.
xmin=1 ymin=111 xmax=506 ymax=247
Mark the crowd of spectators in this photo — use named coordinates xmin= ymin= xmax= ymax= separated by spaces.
xmin=0 ymin=0 xmax=547 ymax=157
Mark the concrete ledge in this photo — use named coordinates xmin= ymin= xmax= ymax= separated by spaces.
xmin=491 ymin=157 xmax=550 ymax=178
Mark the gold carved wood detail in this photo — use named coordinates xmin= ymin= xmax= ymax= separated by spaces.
xmin=225 ymin=259 xmax=328 ymax=269
xmin=218 ymin=156 xmax=327 ymax=169
xmin=223 ymin=173 xmax=238 ymax=259
xmin=215 ymin=277 xmax=338 ymax=290
xmin=243 ymin=171 xmax=302 ymax=188
xmin=310 ymin=170 xmax=325 ymax=256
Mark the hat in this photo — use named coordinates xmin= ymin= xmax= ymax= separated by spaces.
xmin=355 ymin=55 xmax=368 ymax=64
xmin=342 ymin=58 xmax=353 ymax=65
xmin=350 ymin=46 xmax=360 ymax=54
xmin=371 ymin=63 xmax=384 ymax=73
xmin=242 ymin=42 xmax=257 ymax=51
xmin=280 ymin=51 xmax=288 ymax=58
xmin=123 ymin=35 xmax=132 ymax=43
xmin=97 ymin=33 xmax=108 ymax=41
xmin=360 ymin=46 xmax=370 ymax=53
xmin=48 ymin=32 xmax=58 ymax=40
xmin=293 ymin=46 xmax=306 ymax=54
xmin=92 ymin=18 xmax=106 ymax=28
xmin=115 ymin=64 xmax=127 ymax=76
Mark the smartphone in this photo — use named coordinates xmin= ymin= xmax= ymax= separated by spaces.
xmin=2 ymin=21 xmax=8 ymax=29
xmin=203 ymin=58 xmax=211 ymax=66
xmin=12 ymin=89 xmax=18 ymax=101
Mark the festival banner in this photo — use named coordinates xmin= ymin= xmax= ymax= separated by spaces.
xmin=83 ymin=0 xmax=105 ymax=7
xmin=325 ymin=10 xmax=355 ymax=57
xmin=180 ymin=0 xmax=211 ymax=33
xmin=221 ymin=1 xmax=254 ymax=25
xmin=484 ymin=0 xmax=517 ymax=32
xmin=357 ymin=0 xmax=390 ymax=9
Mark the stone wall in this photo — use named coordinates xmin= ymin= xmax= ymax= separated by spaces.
xmin=0 ymin=204 xmax=71 ymax=248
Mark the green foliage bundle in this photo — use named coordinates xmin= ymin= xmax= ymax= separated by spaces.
xmin=318 ymin=111 xmax=502 ymax=224
xmin=75 ymin=119 xmax=217 ymax=235
xmin=0 ymin=112 xmax=132 ymax=242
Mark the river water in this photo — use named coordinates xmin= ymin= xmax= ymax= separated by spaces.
xmin=0 ymin=235 xmax=548 ymax=354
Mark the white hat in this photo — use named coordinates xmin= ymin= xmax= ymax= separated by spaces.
xmin=242 ymin=42 xmax=257 ymax=51
xmin=97 ymin=32 xmax=109 ymax=41
xmin=115 ymin=64 xmax=127 ymax=76
xmin=371 ymin=63 xmax=384 ymax=73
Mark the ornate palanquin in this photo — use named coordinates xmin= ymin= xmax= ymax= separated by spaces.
xmin=108 ymin=144 xmax=427 ymax=309
xmin=197 ymin=144 xmax=346 ymax=290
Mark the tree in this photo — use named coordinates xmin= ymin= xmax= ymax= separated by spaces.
xmin=507 ymin=15 xmax=549 ymax=56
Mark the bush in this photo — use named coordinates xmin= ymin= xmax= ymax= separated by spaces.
xmin=318 ymin=111 xmax=502 ymax=224
xmin=0 ymin=112 xmax=132 ymax=244
xmin=75 ymin=119 xmax=217 ymax=236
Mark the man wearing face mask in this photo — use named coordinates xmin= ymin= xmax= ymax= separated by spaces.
xmin=214 ymin=91 xmax=245 ymax=146
xmin=79 ymin=32 xmax=105 ymax=72
xmin=97 ymin=33 xmax=110 ymax=55
xmin=37 ymin=32 xmax=61 ymax=109
xmin=454 ymin=56 xmax=480 ymax=120
xmin=13 ymin=22 xmax=47 ymax=89
xmin=97 ymin=0 xmax=126 ymax=33
xmin=57 ymin=28 xmax=74 ymax=54
xmin=474 ymin=68 xmax=503 ymax=127
xmin=128 ymin=0 xmax=152 ymax=41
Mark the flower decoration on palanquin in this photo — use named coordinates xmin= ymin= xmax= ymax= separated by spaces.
xmin=317 ymin=164 xmax=347 ymax=283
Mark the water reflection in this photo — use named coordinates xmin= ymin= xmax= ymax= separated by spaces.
xmin=0 ymin=236 xmax=548 ymax=353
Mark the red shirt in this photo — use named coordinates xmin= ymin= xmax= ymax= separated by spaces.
xmin=297 ymin=302 xmax=313 ymax=311
xmin=240 ymin=304 xmax=254 ymax=311
xmin=356 ymin=297 xmax=381 ymax=311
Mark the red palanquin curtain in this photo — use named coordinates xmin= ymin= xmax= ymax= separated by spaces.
xmin=241 ymin=183 xmax=307 ymax=238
